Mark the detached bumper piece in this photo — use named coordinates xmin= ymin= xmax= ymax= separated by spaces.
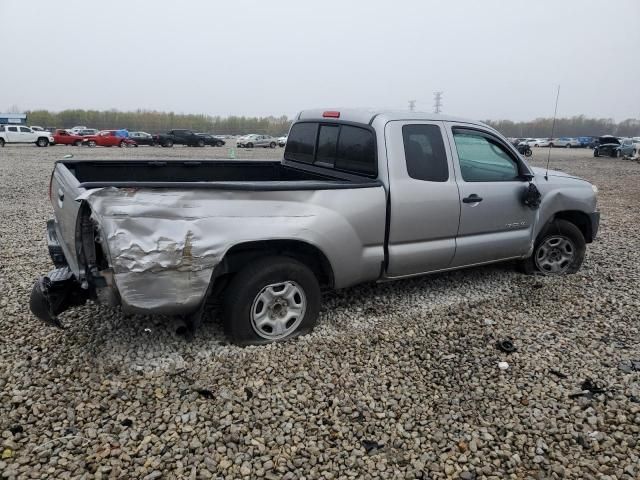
xmin=29 ymin=267 xmax=88 ymax=328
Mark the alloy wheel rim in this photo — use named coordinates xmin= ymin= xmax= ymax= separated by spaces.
xmin=535 ymin=235 xmax=575 ymax=274
xmin=250 ymin=281 xmax=306 ymax=340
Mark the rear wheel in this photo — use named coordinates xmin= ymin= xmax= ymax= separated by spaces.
xmin=119 ymin=141 xmax=127 ymax=148
xmin=36 ymin=137 xmax=49 ymax=147
xmin=74 ymin=140 xmax=82 ymax=147
xmin=0 ymin=138 xmax=4 ymax=147
xmin=222 ymin=256 xmax=321 ymax=345
xmin=216 ymin=140 xmax=224 ymax=147
xmin=197 ymin=139 xmax=205 ymax=147
xmin=87 ymin=140 xmax=97 ymax=148
xmin=163 ymin=140 xmax=174 ymax=148
xmin=519 ymin=219 xmax=585 ymax=275
xmin=616 ymin=149 xmax=622 ymax=158
xmin=593 ymin=149 xmax=599 ymax=157
xmin=549 ymin=143 xmax=555 ymax=148
xmin=270 ymin=142 xmax=276 ymax=148
xmin=246 ymin=142 xmax=254 ymax=148
xmin=565 ymin=144 xmax=571 ymax=148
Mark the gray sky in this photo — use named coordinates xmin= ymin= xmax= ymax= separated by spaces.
xmin=2 ymin=0 xmax=639 ymax=121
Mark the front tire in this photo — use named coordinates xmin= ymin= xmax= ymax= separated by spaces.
xmin=216 ymin=141 xmax=224 ymax=147
xmin=163 ymin=140 xmax=174 ymax=148
xmin=36 ymin=138 xmax=49 ymax=147
xmin=270 ymin=142 xmax=276 ymax=148
xmin=615 ymin=149 xmax=622 ymax=158
xmin=519 ymin=219 xmax=586 ymax=275
xmin=222 ymin=256 xmax=321 ymax=345
xmin=594 ymin=149 xmax=599 ymax=157
xmin=0 ymin=138 xmax=4 ymax=147
xmin=197 ymin=139 xmax=205 ymax=147
xmin=119 ymin=141 xmax=127 ymax=148
xmin=246 ymin=142 xmax=254 ymax=149
xmin=87 ymin=140 xmax=97 ymax=148
xmin=74 ymin=140 xmax=82 ymax=147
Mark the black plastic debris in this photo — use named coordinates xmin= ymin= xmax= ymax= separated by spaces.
xmin=362 ymin=440 xmax=381 ymax=454
xmin=569 ymin=378 xmax=608 ymax=398
xmin=196 ymin=388 xmax=215 ymax=399
xmin=244 ymin=387 xmax=254 ymax=400
xmin=550 ymin=369 xmax=568 ymax=379
xmin=8 ymin=425 xmax=23 ymax=435
xmin=496 ymin=339 xmax=517 ymax=353
xmin=120 ymin=418 xmax=133 ymax=427
xmin=618 ymin=360 xmax=640 ymax=373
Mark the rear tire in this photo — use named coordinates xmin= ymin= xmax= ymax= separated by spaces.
xmin=616 ymin=149 xmax=622 ymax=158
xmin=0 ymin=138 xmax=4 ymax=147
xmin=593 ymin=149 xmax=599 ymax=157
xmin=246 ymin=142 xmax=254 ymax=148
xmin=197 ymin=139 xmax=205 ymax=147
xmin=216 ymin=140 xmax=224 ymax=147
xmin=222 ymin=256 xmax=321 ymax=345
xmin=36 ymin=137 xmax=49 ymax=147
xmin=74 ymin=140 xmax=82 ymax=147
xmin=270 ymin=142 xmax=276 ymax=148
xmin=565 ymin=144 xmax=571 ymax=148
xmin=549 ymin=143 xmax=555 ymax=148
xmin=163 ymin=140 xmax=174 ymax=148
xmin=119 ymin=141 xmax=127 ymax=148
xmin=88 ymin=140 xmax=96 ymax=148
xmin=519 ymin=219 xmax=586 ymax=275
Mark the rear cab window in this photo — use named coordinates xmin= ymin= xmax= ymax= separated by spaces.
xmin=285 ymin=121 xmax=377 ymax=177
xmin=402 ymin=124 xmax=448 ymax=182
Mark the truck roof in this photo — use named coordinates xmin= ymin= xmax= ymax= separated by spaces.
xmin=296 ymin=108 xmax=489 ymax=128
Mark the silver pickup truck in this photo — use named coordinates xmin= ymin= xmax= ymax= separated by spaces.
xmin=30 ymin=109 xmax=600 ymax=344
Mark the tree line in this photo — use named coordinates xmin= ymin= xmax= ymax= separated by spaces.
xmin=25 ymin=109 xmax=292 ymax=136
xmin=24 ymin=109 xmax=640 ymax=138
xmin=485 ymin=115 xmax=640 ymax=138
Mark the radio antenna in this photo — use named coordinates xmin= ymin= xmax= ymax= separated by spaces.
xmin=545 ymin=85 xmax=561 ymax=180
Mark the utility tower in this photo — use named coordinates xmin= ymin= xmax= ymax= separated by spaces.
xmin=408 ymin=100 xmax=416 ymax=112
xmin=433 ymin=91 xmax=443 ymax=114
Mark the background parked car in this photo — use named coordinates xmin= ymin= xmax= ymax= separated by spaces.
xmin=631 ymin=137 xmax=640 ymax=154
xmin=83 ymin=130 xmax=136 ymax=148
xmin=153 ymin=129 xmax=205 ymax=147
xmin=549 ymin=137 xmax=580 ymax=148
xmin=52 ymin=129 xmax=84 ymax=146
xmin=577 ymin=136 xmax=594 ymax=148
xmin=592 ymin=136 xmax=634 ymax=158
xmin=196 ymin=133 xmax=226 ymax=147
xmin=0 ymin=125 xmax=54 ymax=147
xmin=277 ymin=135 xmax=287 ymax=147
xmin=129 ymin=131 xmax=156 ymax=146
xmin=236 ymin=134 xmax=277 ymax=148
xmin=76 ymin=128 xmax=99 ymax=136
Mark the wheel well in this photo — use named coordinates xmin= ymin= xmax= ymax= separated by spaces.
xmin=554 ymin=211 xmax=593 ymax=243
xmin=218 ymin=240 xmax=334 ymax=288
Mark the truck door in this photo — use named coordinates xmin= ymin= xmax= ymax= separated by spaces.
xmin=19 ymin=126 xmax=36 ymax=143
xmin=6 ymin=126 xmax=20 ymax=142
xmin=385 ymin=121 xmax=461 ymax=277
xmin=446 ymin=125 xmax=537 ymax=267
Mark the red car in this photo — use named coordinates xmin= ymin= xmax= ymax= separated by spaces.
xmin=83 ymin=130 xmax=137 ymax=148
xmin=52 ymin=129 xmax=84 ymax=146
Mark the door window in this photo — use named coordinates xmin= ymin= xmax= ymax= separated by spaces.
xmin=8 ymin=127 xmax=18 ymax=132
xmin=453 ymin=129 xmax=519 ymax=182
xmin=402 ymin=124 xmax=448 ymax=182
xmin=19 ymin=127 xmax=31 ymax=133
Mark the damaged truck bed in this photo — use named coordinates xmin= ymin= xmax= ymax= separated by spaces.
xmin=31 ymin=109 xmax=599 ymax=344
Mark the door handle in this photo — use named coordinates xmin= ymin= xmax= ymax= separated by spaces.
xmin=463 ymin=194 xmax=483 ymax=203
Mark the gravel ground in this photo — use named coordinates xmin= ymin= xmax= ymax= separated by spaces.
xmin=1 ymin=145 xmax=639 ymax=479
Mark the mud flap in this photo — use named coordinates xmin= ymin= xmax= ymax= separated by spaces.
xmin=29 ymin=267 xmax=88 ymax=328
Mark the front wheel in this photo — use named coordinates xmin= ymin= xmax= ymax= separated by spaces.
xmin=616 ymin=149 xmax=622 ymax=158
xmin=74 ymin=140 xmax=82 ymax=147
xmin=216 ymin=141 xmax=224 ymax=147
xmin=524 ymin=148 xmax=532 ymax=157
xmin=36 ymin=138 xmax=49 ymax=147
xmin=119 ymin=141 xmax=127 ymax=148
xmin=222 ymin=256 xmax=321 ymax=345
xmin=163 ymin=140 xmax=174 ymax=147
xmin=519 ymin=219 xmax=585 ymax=275
xmin=593 ymin=149 xmax=599 ymax=157
xmin=197 ymin=139 xmax=205 ymax=147
xmin=565 ymin=144 xmax=571 ymax=148
xmin=246 ymin=142 xmax=253 ymax=148
xmin=0 ymin=138 xmax=4 ymax=147
xmin=270 ymin=142 xmax=276 ymax=148
xmin=87 ymin=140 xmax=97 ymax=148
